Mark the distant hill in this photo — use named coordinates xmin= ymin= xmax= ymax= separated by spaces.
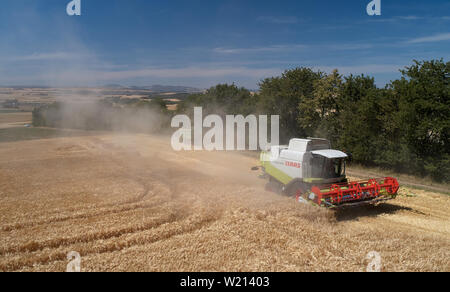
xmin=148 ymin=85 xmax=202 ymax=93
xmin=102 ymin=84 xmax=202 ymax=93
xmin=103 ymin=84 xmax=125 ymax=89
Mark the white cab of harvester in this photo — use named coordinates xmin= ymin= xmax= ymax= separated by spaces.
xmin=263 ymin=138 xmax=348 ymax=183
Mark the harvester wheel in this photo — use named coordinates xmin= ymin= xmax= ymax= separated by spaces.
xmin=284 ymin=181 xmax=309 ymax=197
xmin=265 ymin=177 xmax=283 ymax=194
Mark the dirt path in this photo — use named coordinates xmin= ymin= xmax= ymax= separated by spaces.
xmin=0 ymin=133 xmax=448 ymax=272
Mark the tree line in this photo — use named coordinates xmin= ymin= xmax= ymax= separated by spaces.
xmin=177 ymin=59 xmax=449 ymax=182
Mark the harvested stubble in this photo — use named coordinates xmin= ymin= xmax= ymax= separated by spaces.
xmin=0 ymin=134 xmax=448 ymax=272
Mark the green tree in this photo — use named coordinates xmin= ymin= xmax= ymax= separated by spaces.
xmin=298 ymin=69 xmax=343 ymax=142
xmin=258 ymin=67 xmax=323 ymax=142
xmin=389 ymin=59 xmax=449 ymax=181
xmin=336 ymin=75 xmax=382 ymax=164
xmin=177 ymin=84 xmax=255 ymax=116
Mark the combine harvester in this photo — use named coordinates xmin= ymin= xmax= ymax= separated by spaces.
xmin=255 ymin=138 xmax=399 ymax=209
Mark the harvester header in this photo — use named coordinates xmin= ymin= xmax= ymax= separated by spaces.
xmin=306 ymin=177 xmax=399 ymax=208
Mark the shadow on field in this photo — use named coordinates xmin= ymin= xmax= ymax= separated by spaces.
xmin=0 ymin=127 xmax=98 ymax=143
xmin=335 ymin=203 xmax=414 ymax=222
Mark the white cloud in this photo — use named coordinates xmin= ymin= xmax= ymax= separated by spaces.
xmin=366 ymin=15 xmax=421 ymax=23
xmin=19 ymin=66 xmax=282 ymax=86
xmin=327 ymin=43 xmax=374 ymax=50
xmin=96 ymin=67 xmax=281 ymax=79
xmin=10 ymin=52 xmax=88 ymax=61
xmin=366 ymin=15 xmax=450 ymax=23
xmin=213 ymin=45 xmax=306 ymax=54
xmin=407 ymin=33 xmax=450 ymax=44
xmin=32 ymin=64 xmax=402 ymax=85
xmin=214 ymin=42 xmax=375 ymax=54
xmin=398 ymin=16 xmax=422 ymax=20
xmin=257 ymin=16 xmax=299 ymax=24
xmin=317 ymin=64 xmax=402 ymax=75
xmin=0 ymin=61 xmax=407 ymax=88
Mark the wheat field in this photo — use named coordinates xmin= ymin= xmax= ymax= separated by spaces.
xmin=0 ymin=133 xmax=448 ymax=272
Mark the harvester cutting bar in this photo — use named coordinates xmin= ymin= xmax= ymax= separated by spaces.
xmin=310 ymin=177 xmax=399 ymax=208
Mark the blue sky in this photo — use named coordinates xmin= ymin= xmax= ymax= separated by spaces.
xmin=0 ymin=0 xmax=449 ymax=89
